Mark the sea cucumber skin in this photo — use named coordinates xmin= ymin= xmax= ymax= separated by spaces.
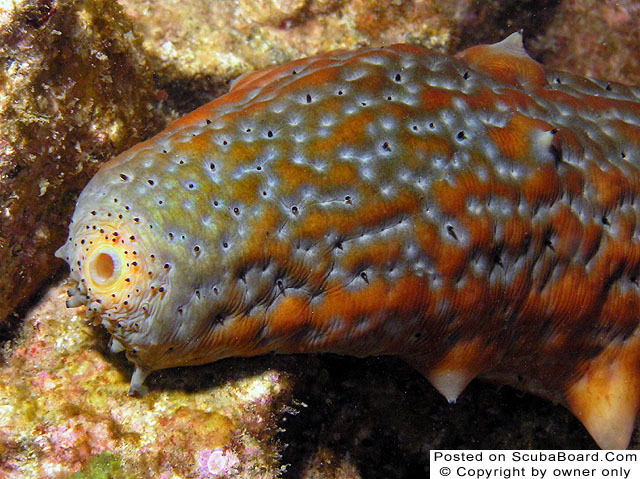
xmin=56 ymin=35 xmax=640 ymax=449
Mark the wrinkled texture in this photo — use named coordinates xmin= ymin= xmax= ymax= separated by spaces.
xmin=57 ymin=35 xmax=640 ymax=449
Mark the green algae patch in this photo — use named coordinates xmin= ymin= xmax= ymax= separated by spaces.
xmin=70 ymin=452 xmax=127 ymax=479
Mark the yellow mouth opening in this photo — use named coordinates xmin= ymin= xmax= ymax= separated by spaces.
xmin=73 ymin=222 xmax=159 ymax=319
xmin=87 ymin=245 xmax=123 ymax=290
xmin=89 ymin=248 xmax=119 ymax=286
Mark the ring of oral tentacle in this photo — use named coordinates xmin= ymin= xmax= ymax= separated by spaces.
xmin=63 ymin=220 xmax=165 ymax=337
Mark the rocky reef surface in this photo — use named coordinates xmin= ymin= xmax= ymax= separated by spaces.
xmin=0 ymin=0 xmax=164 ymax=327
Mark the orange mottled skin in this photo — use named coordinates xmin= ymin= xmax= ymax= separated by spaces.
xmin=57 ymin=34 xmax=640 ymax=449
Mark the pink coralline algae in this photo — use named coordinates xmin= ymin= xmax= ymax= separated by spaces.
xmin=198 ymin=448 xmax=240 ymax=477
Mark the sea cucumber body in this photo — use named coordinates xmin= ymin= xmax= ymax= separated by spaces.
xmin=56 ymin=35 xmax=640 ymax=449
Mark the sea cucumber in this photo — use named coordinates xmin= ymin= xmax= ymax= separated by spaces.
xmin=56 ymin=33 xmax=640 ymax=449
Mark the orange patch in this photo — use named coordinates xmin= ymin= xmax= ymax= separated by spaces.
xmin=520 ymin=165 xmax=561 ymax=206
xmin=229 ymin=173 xmax=263 ymax=206
xmin=272 ymin=157 xmax=318 ymax=195
xmin=268 ymin=295 xmax=312 ymax=339
xmin=403 ymin=135 xmax=452 ymax=166
xmin=487 ymin=113 xmax=555 ymax=160
xmin=419 ymin=86 xmax=455 ymax=111
xmin=502 ymin=215 xmax=532 ymax=254
xmin=549 ymin=205 xmax=584 ymax=261
xmin=431 ymin=180 xmax=466 ymax=217
xmin=339 ymin=238 xmax=404 ymax=273
xmin=308 ymin=110 xmax=374 ymax=158
xmin=587 ymin=162 xmax=630 ymax=210
xmin=457 ymin=42 xmax=546 ymax=88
